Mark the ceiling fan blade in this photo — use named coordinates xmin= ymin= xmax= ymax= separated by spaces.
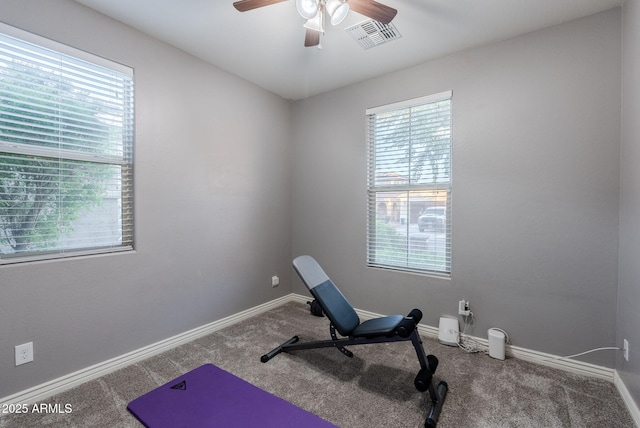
xmin=304 ymin=29 xmax=320 ymax=47
xmin=348 ymin=0 xmax=397 ymax=24
xmin=233 ymin=0 xmax=288 ymax=12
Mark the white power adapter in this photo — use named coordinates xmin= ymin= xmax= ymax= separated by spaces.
xmin=458 ymin=299 xmax=470 ymax=316
xmin=488 ymin=328 xmax=506 ymax=360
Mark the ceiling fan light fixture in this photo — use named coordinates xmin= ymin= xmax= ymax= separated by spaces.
xmin=326 ymin=0 xmax=349 ymax=26
xmin=296 ymin=0 xmax=319 ymax=20
xmin=303 ymin=9 xmax=324 ymax=33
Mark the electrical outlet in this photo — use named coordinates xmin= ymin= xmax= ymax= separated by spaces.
xmin=15 ymin=342 xmax=33 ymax=366
xmin=271 ymin=275 xmax=279 ymax=287
xmin=624 ymin=339 xmax=629 ymax=362
xmin=458 ymin=299 xmax=470 ymax=316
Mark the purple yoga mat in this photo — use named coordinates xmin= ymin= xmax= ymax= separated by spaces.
xmin=127 ymin=363 xmax=337 ymax=427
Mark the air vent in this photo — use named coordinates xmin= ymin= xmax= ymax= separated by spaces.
xmin=345 ymin=20 xmax=401 ymax=50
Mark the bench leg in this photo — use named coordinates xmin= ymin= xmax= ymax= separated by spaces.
xmin=409 ymin=329 xmax=448 ymax=427
xmin=425 ymin=381 xmax=448 ymax=428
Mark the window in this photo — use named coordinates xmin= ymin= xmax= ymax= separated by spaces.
xmin=366 ymin=91 xmax=452 ymax=275
xmin=0 ymin=25 xmax=134 ymax=264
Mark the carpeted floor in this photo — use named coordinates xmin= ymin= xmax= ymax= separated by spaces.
xmin=0 ymin=301 xmax=635 ymax=427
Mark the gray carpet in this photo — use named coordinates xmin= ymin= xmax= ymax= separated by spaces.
xmin=0 ymin=301 xmax=634 ymax=427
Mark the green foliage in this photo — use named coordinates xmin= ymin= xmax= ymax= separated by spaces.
xmin=372 ymin=220 xmax=448 ymax=273
xmin=375 ymin=101 xmax=451 ymax=184
xmin=373 ymin=220 xmax=406 ymax=259
xmin=0 ymin=57 xmax=114 ymax=254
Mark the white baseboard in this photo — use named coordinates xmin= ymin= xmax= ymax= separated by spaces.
xmin=354 ymin=302 xmax=614 ymax=379
xmin=0 ymin=294 xmax=297 ymax=407
xmin=615 ymin=371 xmax=640 ymax=427
xmin=2 ymin=292 xmax=637 ymax=425
xmin=356 ymin=302 xmax=639 ymax=422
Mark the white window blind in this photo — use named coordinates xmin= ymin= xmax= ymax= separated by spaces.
xmin=0 ymin=25 xmax=134 ymax=264
xmin=366 ymin=91 xmax=452 ymax=275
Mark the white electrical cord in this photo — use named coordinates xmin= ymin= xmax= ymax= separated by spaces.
xmin=550 ymin=347 xmax=621 ymax=361
xmin=488 ymin=327 xmax=511 ymax=345
xmin=455 ymin=316 xmax=619 ymax=361
xmin=457 ymin=312 xmax=483 ymax=353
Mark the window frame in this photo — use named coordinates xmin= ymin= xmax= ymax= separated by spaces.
xmin=366 ymin=90 xmax=452 ymax=276
xmin=0 ymin=23 xmax=134 ymax=265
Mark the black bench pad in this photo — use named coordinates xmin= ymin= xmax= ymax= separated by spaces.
xmin=352 ymin=315 xmax=404 ymax=338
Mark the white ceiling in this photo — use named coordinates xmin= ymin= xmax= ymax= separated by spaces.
xmin=73 ymin=0 xmax=623 ymax=101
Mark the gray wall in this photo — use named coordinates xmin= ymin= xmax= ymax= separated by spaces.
xmin=1 ymin=0 xmax=635 ymax=410
xmin=618 ymin=0 xmax=640 ymax=408
xmin=291 ymin=9 xmax=622 ymax=367
xmin=0 ymin=0 xmax=292 ymax=398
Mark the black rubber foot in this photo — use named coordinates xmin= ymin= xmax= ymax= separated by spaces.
xmin=427 ymin=354 xmax=439 ymax=374
xmin=261 ymin=336 xmax=299 ymax=363
xmin=424 ymin=381 xmax=448 ymax=427
xmin=414 ymin=368 xmax=433 ymax=392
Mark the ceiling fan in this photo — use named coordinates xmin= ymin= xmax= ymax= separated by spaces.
xmin=233 ymin=0 xmax=398 ymax=48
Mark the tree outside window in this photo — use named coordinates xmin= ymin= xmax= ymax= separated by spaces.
xmin=366 ymin=91 xmax=452 ymax=275
xmin=0 ymin=28 xmax=133 ymax=263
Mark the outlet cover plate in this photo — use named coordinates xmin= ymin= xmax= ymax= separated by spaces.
xmin=624 ymin=339 xmax=629 ymax=361
xmin=15 ymin=342 xmax=34 ymax=366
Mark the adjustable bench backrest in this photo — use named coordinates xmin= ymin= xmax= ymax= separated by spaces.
xmin=293 ymin=255 xmax=360 ymax=337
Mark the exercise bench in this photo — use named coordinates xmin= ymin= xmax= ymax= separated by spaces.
xmin=261 ymin=255 xmax=448 ymax=428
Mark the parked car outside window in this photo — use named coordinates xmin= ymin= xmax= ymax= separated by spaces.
xmin=418 ymin=207 xmax=446 ymax=232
